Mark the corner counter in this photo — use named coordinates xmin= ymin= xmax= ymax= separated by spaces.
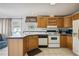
xmin=8 ymin=36 xmax=23 ymax=56
xmin=8 ymin=35 xmax=38 ymax=56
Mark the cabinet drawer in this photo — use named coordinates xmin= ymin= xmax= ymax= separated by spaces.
xmin=48 ymin=44 xmax=60 ymax=47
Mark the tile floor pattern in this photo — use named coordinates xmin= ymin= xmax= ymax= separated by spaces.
xmin=0 ymin=47 xmax=8 ymax=56
xmin=25 ymin=48 xmax=75 ymax=56
xmin=0 ymin=47 xmax=75 ymax=56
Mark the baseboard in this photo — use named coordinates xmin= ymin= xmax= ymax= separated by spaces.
xmin=38 ymin=45 xmax=48 ymax=48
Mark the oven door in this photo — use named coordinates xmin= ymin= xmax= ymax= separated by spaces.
xmin=48 ymin=36 xmax=60 ymax=44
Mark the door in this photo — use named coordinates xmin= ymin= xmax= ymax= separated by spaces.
xmin=37 ymin=17 xmax=47 ymax=28
xmin=64 ymin=16 xmax=72 ymax=28
xmin=67 ymin=36 xmax=72 ymax=50
xmin=57 ymin=17 xmax=64 ymax=28
xmin=47 ymin=17 xmax=57 ymax=26
xmin=28 ymin=36 xmax=38 ymax=51
xmin=60 ymin=36 xmax=67 ymax=47
xmin=73 ymin=20 xmax=79 ymax=55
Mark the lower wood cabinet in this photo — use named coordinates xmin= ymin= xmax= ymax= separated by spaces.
xmin=60 ymin=35 xmax=72 ymax=50
xmin=23 ymin=35 xmax=38 ymax=55
xmin=23 ymin=37 xmax=29 ymax=55
xmin=66 ymin=36 xmax=72 ymax=50
xmin=28 ymin=36 xmax=38 ymax=51
xmin=60 ymin=36 xmax=67 ymax=48
xmin=8 ymin=38 xmax=23 ymax=56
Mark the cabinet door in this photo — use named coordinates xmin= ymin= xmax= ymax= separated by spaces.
xmin=37 ymin=17 xmax=47 ymax=28
xmin=67 ymin=36 xmax=72 ymax=50
xmin=72 ymin=13 xmax=79 ymax=20
xmin=57 ymin=17 xmax=64 ymax=28
xmin=47 ymin=17 xmax=57 ymax=26
xmin=28 ymin=36 xmax=38 ymax=51
xmin=60 ymin=36 xmax=67 ymax=47
xmin=8 ymin=39 xmax=23 ymax=56
xmin=23 ymin=37 xmax=29 ymax=53
xmin=64 ymin=16 xmax=72 ymax=28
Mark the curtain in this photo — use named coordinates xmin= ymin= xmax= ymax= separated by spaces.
xmin=0 ymin=18 xmax=3 ymax=34
xmin=0 ymin=18 xmax=12 ymax=36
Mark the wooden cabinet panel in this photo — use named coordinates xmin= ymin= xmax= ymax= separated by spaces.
xmin=66 ymin=36 xmax=72 ymax=50
xmin=64 ymin=16 xmax=72 ymax=28
xmin=23 ymin=37 xmax=29 ymax=55
xmin=8 ymin=39 xmax=23 ymax=56
xmin=72 ymin=13 xmax=79 ymax=20
xmin=57 ymin=17 xmax=64 ymax=28
xmin=60 ymin=36 xmax=67 ymax=48
xmin=28 ymin=36 xmax=38 ymax=51
xmin=47 ymin=17 xmax=57 ymax=26
xmin=23 ymin=35 xmax=38 ymax=55
xmin=60 ymin=35 xmax=72 ymax=49
xmin=37 ymin=17 xmax=47 ymax=28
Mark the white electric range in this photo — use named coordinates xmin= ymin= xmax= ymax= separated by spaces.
xmin=47 ymin=26 xmax=60 ymax=48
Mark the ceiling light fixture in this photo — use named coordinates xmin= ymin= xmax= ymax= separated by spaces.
xmin=50 ymin=3 xmax=56 ymax=6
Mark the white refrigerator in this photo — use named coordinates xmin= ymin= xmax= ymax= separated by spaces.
xmin=73 ymin=20 xmax=79 ymax=55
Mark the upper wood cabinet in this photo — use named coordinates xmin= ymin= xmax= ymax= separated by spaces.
xmin=72 ymin=13 xmax=79 ymax=20
xmin=57 ymin=17 xmax=64 ymax=28
xmin=37 ymin=16 xmax=48 ymax=28
xmin=47 ymin=17 xmax=57 ymax=26
xmin=64 ymin=16 xmax=72 ymax=28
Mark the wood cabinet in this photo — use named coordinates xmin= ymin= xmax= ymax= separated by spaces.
xmin=37 ymin=17 xmax=48 ymax=28
xmin=60 ymin=36 xmax=67 ymax=48
xmin=23 ymin=36 xmax=29 ymax=55
xmin=8 ymin=35 xmax=38 ymax=56
xmin=72 ymin=13 xmax=79 ymax=20
xmin=57 ymin=17 xmax=64 ymax=28
xmin=8 ymin=38 xmax=23 ymax=56
xmin=28 ymin=35 xmax=38 ymax=51
xmin=37 ymin=16 xmax=64 ymax=27
xmin=23 ymin=35 xmax=38 ymax=54
xmin=64 ymin=16 xmax=72 ymax=28
xmin=47 ymin=17 xmax=57 ymax=26
xmin=22 ymin=35 xmax=39 ymax=55
xmin=60 ymin=35 xmax=72 ymax=50
xmin=66 ymin=36 xmax=72 ymax=50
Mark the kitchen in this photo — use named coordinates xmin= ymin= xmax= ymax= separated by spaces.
xmin=0 ymin=3 xmax=79 ymax=56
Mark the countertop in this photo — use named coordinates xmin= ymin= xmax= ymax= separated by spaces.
xmin=7 ymin=34 xmax=48 ymax=39
xmin=7 ymin=36 xmax=23 ymax=39
xmin=7 ymin=33 xmax=71 ymax=39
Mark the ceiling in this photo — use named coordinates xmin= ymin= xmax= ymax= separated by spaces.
xmin=0 ymin=3 xmax=79 ymax=18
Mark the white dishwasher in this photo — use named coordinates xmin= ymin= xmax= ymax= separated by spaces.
xmin=38 ymin=35 xmax=48 ymax=47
